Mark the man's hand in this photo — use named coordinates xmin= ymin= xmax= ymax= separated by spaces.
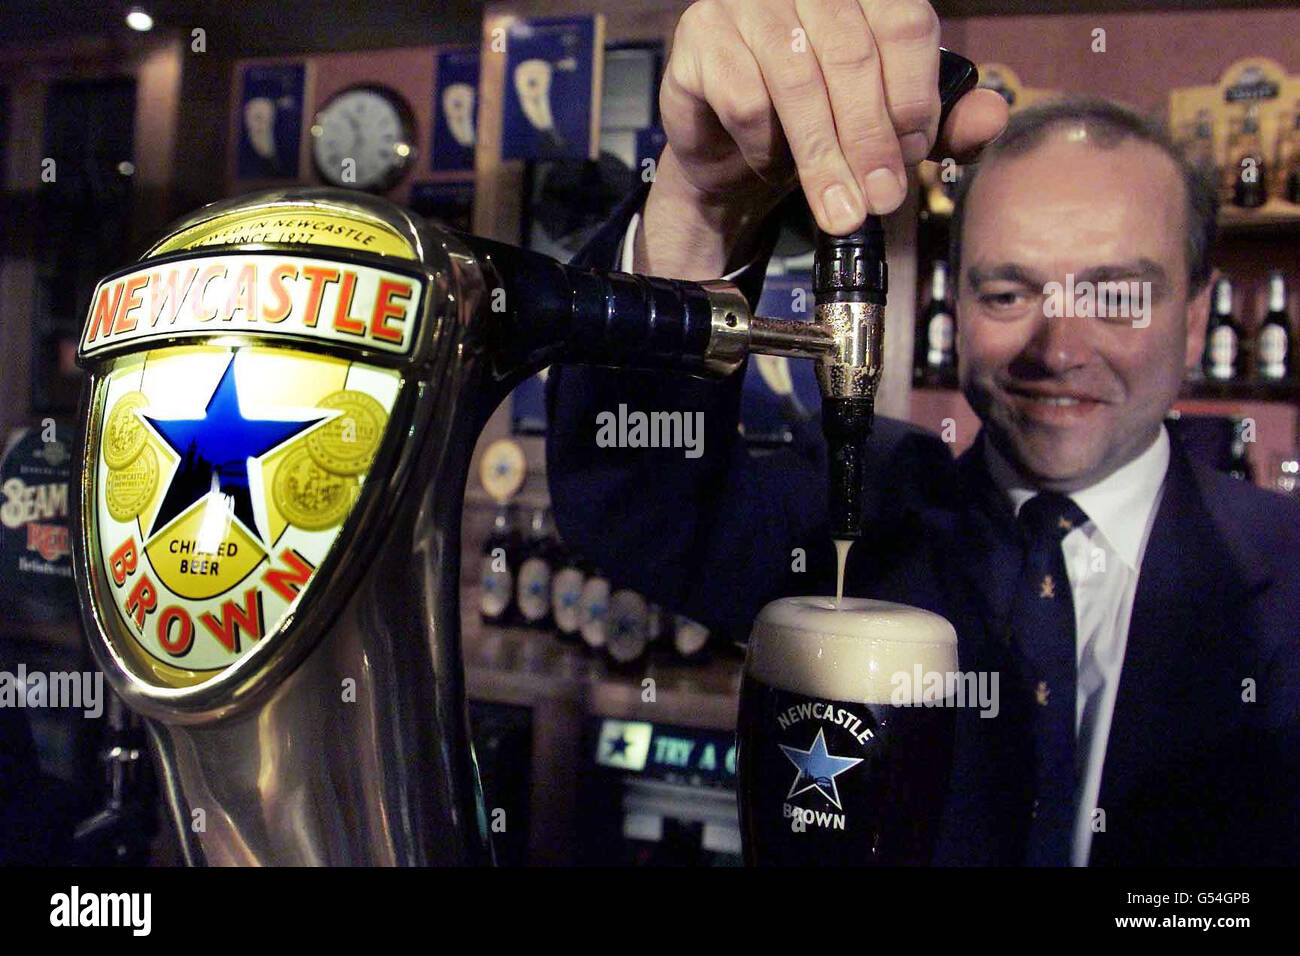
xmin=637 ymin=0 xmax=1008 ymax=280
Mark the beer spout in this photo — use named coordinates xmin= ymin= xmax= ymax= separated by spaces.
xmin=741 ymin=50 xmax=979 ymax=539
xmin=812 ymin=218 xmax=888 ymax=540
xmin=726 ymin=222 xmax=888 ymax=540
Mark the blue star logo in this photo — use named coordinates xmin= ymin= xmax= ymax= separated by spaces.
xmin=779 ymin=727 xmax=864 ymax=810
xmin=141 ymin=356 xmax=328 ymax=544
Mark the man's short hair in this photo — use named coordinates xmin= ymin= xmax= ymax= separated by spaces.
xmin=948 ymin=97 xmax=1218 ymax=295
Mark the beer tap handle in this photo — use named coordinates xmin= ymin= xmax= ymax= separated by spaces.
xmin=816 ymin=49 xmax=978 ymax=540
xmin=937 ymin=48 xmax=980 ymax=137
xmin=456 ymin=231 xmax=754 ymax=388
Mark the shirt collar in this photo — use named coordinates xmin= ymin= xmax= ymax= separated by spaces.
xmin=983 ymin=426 xmax=1170 ymax=570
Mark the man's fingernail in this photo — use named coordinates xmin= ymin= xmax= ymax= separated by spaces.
xmin=863 ymin=167 xmax=905 ymax=213
xmin=899 ymin=132 xmax=930 ymax=164
xmin=821 ymin=182 xmax=862 ymax=233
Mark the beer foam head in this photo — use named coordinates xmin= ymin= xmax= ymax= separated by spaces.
xmin=746 ymin=597 xmax=957 ymax=705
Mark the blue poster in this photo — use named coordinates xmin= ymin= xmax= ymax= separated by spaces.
xmin=502 ymin=16 xmax=599 ymax=161
xmin=741 ymin=271 xmax=823 ymax=445
xmin=432 ymin=48 xmax=480 ymax=172
xmin=237 ymin=63 xmax=305 ymax=179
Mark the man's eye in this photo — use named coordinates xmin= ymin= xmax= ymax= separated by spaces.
xmin=978 ymin=291 xmax=1026 ymax=310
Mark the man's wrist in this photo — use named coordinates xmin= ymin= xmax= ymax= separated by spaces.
xmin=634 ymin=146 xmax=780 ymax=280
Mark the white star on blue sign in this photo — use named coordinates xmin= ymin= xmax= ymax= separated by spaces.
xmin=779 ymin=727 xmax=864 ymax=810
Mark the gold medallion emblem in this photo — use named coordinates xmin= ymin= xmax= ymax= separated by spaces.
xmin=305 ymin=390 xmax=387 ymax=476
xmin=105 ymin=445 xmax=158 ymax=521
xmin=103 ymin=391 xmax=150 ymax=469
xmin=273 ymin=446 xmax=358 ymax=531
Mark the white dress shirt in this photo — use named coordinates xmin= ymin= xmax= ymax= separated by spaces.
xmin=984 ymin=426 xmax=1170 ymax=866
xmin=618 ymin=212 xmax=641 ymax=273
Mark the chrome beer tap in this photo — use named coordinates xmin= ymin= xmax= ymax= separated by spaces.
xmin=71 ymin=52 xmax=976 ymax=866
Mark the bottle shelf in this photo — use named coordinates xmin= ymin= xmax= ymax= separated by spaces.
xmin=1180 ymin=378 xmax=1300 ymax=402
xmin=1217 ymin=202 xmax=1300 ymax=236
xmin=462 ymin=607 xmax=743 ymax=730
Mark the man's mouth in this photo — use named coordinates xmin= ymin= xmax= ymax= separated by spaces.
xmin=1023 ymin=395 xmax=1085 ymax=406
xmin=1002 ymin=384 xmax=1109 ymax=422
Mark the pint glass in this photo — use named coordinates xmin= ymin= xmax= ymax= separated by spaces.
xmin=737 ymin=597 xmax=958 ymax=866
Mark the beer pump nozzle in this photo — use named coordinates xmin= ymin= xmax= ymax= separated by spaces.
xmin=747 ymin=50 xmax=979 ymax=539
xmin=813 ymin=217 xmax=888 ymax=539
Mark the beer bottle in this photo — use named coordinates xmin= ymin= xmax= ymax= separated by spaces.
xmin=577 ymin=567 xmax=611 ymax=653
xmin=479 ymin=504 xmax=522 ymax=626
xmin=550 ymin=541 xmax=586 ymax=643
xmin=1230 ymin=105 xmax=1267 ymax=209
xmin=1203 ymin=278 xmax=1244 ymax=381
xmin=514 ymin=507 xmax=555 ymax=629
xmin=671 ymin=614 xmax=711 ymax=662
xmin=914 ymin=260 xmax=955 ymax=386
xmin=1279 ymin=102 xmax=1300 ymax=205
xmin=605 ymin=589 xmax=651 ymax=669
xmin=1257 ymin=271 xmax=1292 ymax=381
xmin=646 ymin=602 xmax=667 ymax=648
xmin=1183 ymin=109 xmax=1216 ymax=173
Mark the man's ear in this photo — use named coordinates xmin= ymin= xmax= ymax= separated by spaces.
xmin=1183 ymin=269 xmax=1215 ymax=370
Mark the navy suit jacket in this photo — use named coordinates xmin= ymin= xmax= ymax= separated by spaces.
xmin=546 ymin=182 xmax=1300 ymax=865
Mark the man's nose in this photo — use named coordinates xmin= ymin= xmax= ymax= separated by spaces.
xmin=1024 ymin=310 xmax=1092 ymax=373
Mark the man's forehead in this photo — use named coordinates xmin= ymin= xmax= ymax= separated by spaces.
xmin=970 ymin=129 xmax=1184 ymax=207
xmin=962 ymin=130 xmax=1188 ymax=265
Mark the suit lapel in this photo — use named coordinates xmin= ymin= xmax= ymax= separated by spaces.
xmin=953 ymin=437 xmax=1022 ymax=642
xmin=931 ymin=434 xmax=1037 ymax=863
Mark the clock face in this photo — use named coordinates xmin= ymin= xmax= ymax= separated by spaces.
xmin=311 ymin=85 xmax=415 ymax=191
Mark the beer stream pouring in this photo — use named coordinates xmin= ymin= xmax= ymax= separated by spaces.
xmin=72 ymin=53 xmax=978 ymax=865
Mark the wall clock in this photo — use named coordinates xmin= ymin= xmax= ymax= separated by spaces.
xmin=310 ymin=84 xmax=416 ymax=191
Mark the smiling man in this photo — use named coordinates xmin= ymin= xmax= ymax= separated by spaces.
xmin=954 ymin=107 xmax=1212 ymax=494
xmin=545 ymin=0 xmax=1299 ymax=867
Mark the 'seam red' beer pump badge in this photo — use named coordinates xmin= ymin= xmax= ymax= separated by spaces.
xmin=76 ymin=197 xmax=424 ymax=691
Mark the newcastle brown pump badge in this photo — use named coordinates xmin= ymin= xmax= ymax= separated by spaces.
xmin=74 ymin=193 xmax=427 ymax=694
